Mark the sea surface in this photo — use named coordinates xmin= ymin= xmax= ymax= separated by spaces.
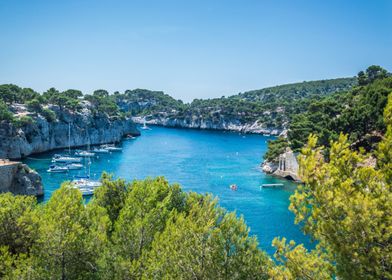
xmin=24 ymin=126 xmax=311 ymax=255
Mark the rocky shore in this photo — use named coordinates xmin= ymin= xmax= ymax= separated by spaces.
xmin=261 ymin=148 xmax=301 ymax=182
xmin=0 ymin=160 xmax=43 ymax=196
xmin=0 ymin=103 xmax=140 ymax=159
xmin=132 ymin=116 xmax=285 ymax=135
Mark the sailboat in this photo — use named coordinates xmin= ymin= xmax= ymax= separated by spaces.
xmin=141 ymin=121 xmax=151 ymax=130
xmin=47 ymin=164 xmax=69 ymax=173
xmin=52 ymin=123 xmax=82 ymax=163
xmin=72 ymin=136 xmax=101 ymax=196
xmin=75 ymin=132 xmax=96 ymax=157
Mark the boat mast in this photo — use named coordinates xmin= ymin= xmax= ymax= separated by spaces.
xmin=68 ymin=123 xmax=71 ymax=154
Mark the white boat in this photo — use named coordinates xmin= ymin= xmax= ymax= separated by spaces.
xmin=71 ymin=184 xmax=95 ymax=196
xmin=141 ymin=122 xmax=151 ymax=130
xmin=75 ymin=150 xmax=95 ymax=157
xmin=101 ymin=144 xmax=122 ymax=152
xmin=79 ymin=187 xmax=94 ymax=196
xmin=65 ymin=163 xmax=83 ymax=170
xmin=52 ymin=154 xmax=82 ymax=163
xmin=72 ymin=178 xmax=102 ymax=188
xmin=92 ymin=147 xmax=110 ymax=153
xmin=47 ymin=165 xmax=69 ymax=173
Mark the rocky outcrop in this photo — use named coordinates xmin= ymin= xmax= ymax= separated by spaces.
xmin=262 ymin=148 xmax=301 ymax=182
xmin=132 ymin=116 xmax=283 ymax=135
xmin=0 ymin=160 xmax=43 ymax=196
xmin=0 ymin=103 xmax=140 ymax=159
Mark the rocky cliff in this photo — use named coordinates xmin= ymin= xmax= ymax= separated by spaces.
xmin=0 ymin=103 xmax=140 ymax=159
xmin=0 ymin=160 xmax=43 ymax=196
xmin=262 ymin=148 xmax=301 ymax=182
xmin=132 ymin=116 xmax=284 ymax=135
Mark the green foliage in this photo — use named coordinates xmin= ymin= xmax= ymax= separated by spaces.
xmin=264 ymin=137 xmax=289 ymax=161
xmin=0 ymin=194 xmax=37 ymax=255
xmin=43 ymin=87 xmax=82 ymax=110
xmin=84 ymin=93 xmax=120 ymax=116
xmin=26 ymin=98 xmax=42 ymax=112
xmin=12 ymin=115 xmax=34 ymax=127
xmin=115 ymin=79 xmax=356 ymax=129
xmin=0 ymin=84 xmax=41 ymax=104
xmin=0 ymin=100 xmax=13 ymax=122
xmin=286 ymin=66 xmax=392 ymax=152
xmin=289 ymin=110 xmax=392 ymax=279
xmin=269 ymin=238 xmax=334 ymax=279
xmin=358 ymin=65 xmax=390 ymax=86
xmin=145 ymin=194 xmax=271 ymax=279
xmin=40 ymin=108 xmax=57 ymax=122
xmin=116 ymin=88 xmax=185 ymax=116
xmin=0 ymin=176 xmax=273 ymax=279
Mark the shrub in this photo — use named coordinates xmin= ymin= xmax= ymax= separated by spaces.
xmin=13 ymin=115 xmax=34 ymax=127
xmin=41 ymin=108 xmax=57 ymax=122
xmin=26 ymin=98 xmax=43 ymax=112
xmin=0 ymin=100 xmax=13 ymax=122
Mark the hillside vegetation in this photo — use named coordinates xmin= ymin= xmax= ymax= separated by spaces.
xmin=115 ymin=77 xmax=356 ymax=129
xmin=265 ymin=65 xmax=392 ymax=161
xmin=0 ymin=77 xmax=356 ymax=131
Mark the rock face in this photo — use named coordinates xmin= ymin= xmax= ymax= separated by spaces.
xmin=0 ymin=104 xmax=140 ymax=159
xmin=262 ymin=148 xmax=301 ymax=182
xmin=0 ymin=160 xmax=43 ymax=196
xmin=132 ymin=116 xmax=283 ymax=135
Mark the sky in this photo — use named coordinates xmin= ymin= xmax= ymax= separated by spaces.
xmin=0 ymin=0 xmax=391 ymax=102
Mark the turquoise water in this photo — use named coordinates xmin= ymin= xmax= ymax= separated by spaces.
xmin=24 ymin=126 xmax=310 ymax=255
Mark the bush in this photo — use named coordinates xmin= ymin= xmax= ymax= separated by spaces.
xmin=13 ymin=115 xmax=34 ymax=127
xmin=26 ymin=98 xmax=42 ymax=112
xmin=41 ymin=108 xmax=56 ymax=122
xmin=263 ymin=137 xmax=289 ymax=162
xmin=0 ymin=100 xmax=13 ymax=122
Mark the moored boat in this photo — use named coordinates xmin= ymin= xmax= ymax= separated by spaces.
xmin=101 ymin=144 xmax=122 ymax=152
xmin=75 ymin=150 xmax=95 ymax=157
xmin=47 ymin=164 xmax=69 ymax=173
xmin=52 ymin=154 xmax=82 ymax=163
xmin=65 ymin=163 xmax=84 ymax=170
xmin=92 ymin=147 xmax=110 ymax=153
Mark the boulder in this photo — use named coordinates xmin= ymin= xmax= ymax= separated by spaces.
xmin=0 ymin=161 xmax=43 ymax=196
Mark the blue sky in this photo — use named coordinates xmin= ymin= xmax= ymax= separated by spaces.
xmin=0 ymin=0 xmax=391 ymax=101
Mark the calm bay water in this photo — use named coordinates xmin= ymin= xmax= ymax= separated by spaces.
xmin=24 ymin=126 xmax=310 ymax=254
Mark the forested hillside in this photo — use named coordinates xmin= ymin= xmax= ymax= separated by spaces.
xmin=115 ymin=78 xmax=356 ymax=130
xmin=0 ymin=76 xmax=357 ymax=133
xmin=264 ymin=65 xmax=392 ymax=161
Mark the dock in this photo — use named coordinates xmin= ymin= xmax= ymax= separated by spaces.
xmin=260 ymin=183 xmax=284 ymax=190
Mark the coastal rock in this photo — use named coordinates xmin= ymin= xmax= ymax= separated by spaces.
xmin=132 ymin=116 xmax=283 ymax=135
xmin=0 ymin=160 xmax=43 ymax=196
xmin=262 ymin=148 xmax=301 ymax=182
xmin=0 ymin=104 xmax=140 ymax=159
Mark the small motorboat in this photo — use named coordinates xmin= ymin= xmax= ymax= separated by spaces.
xmin=52 ymin=154 xmax=82 ymax=163
xmin=47 ymin=165 xmax=69 ymax=173
xmin=65 ymin=163 xmax=83 ymax=170
xmin=101 ymin=144 xmax=122 ymax=152
xmin=71 ymin=185 xmax=95 ymax=196
xmin=230 ymin=184 xmax=238 ymax=191
xmin=126 ymin=135 xmax=136 ymax=139
xmin=75 ymin=150 xmax=95 ymax=157
xmin=72 ymin=178 xmax=102 ymax=188
xmin=92 ymin=147 xmax=110 ymax=153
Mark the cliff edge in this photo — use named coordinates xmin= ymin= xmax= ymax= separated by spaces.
xmin=0 ymin=160 xmax=43 ymax=196
xmin=0 ymin=102 xmax=140 ymax=159
xmin=262 ymin=147 xmax=301 ymax=182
